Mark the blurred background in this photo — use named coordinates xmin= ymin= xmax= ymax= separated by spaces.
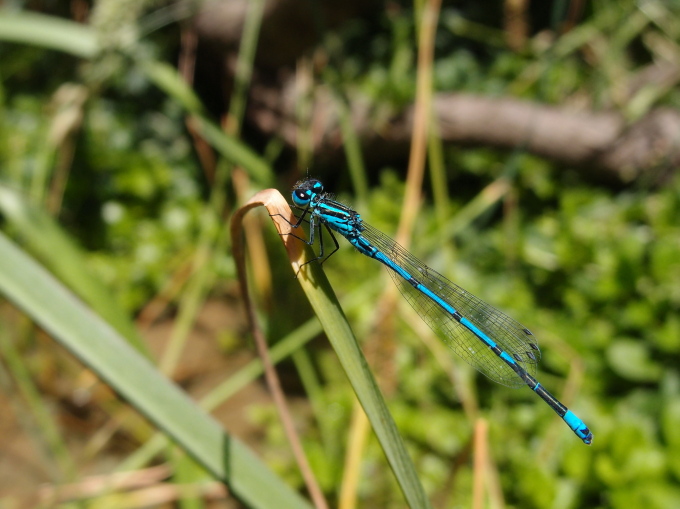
xmin=1 ymin=0 xmax=680 ymax=507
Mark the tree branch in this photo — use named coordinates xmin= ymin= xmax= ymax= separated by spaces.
xmin=248 ymin=84 xmax=680 ymax=184
xmin=194 ymin=1 xmax=680 ymax=184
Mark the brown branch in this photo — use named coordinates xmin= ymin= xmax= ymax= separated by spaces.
xmin=193 ymin=0 xmax=680 ymax=184
xmin=248 ymin=84 xmax=680 ymax=184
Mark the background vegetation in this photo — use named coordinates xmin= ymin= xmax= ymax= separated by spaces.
xmin=1 ymin=0 xmax=679 ymax=508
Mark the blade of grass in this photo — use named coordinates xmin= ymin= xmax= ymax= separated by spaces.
xmin=398 ymin=0 xmax=441 ymax=246
xmin=0 ymin=324 xmax=77 ymax=480
xmin=0 ymin=11 xmax=98 ymax=58
xmin=335 ymin=93 xmax=369 ymax=203
xmin=140 ymin=60 xmax=272 ymax=185
xmin=231 ymin=191 xmax=329 ymax=509
xmin=338 ymin=401 xmax=372 ymax=509
xmin=225 ymin=0 xmax=265 ymax=136
xmin=0 ymin=184 xmax=147 ymax=352
xmin=121 ymin=282 xmax=375 ymax=473
xmin=189 ymin=116 xmax=272 ymax=185
xmin=427 ymin=112 xmax=450 ymax=226
xmin=117 ymin=317 xmax=324 ymax=472
xmin=232 ymin=188 xmax=432 ymax=509
xmin=0 ymin=230 xmax=313 ymax=509
xmin=421 ymin=177 xmax=512 ymax=253
xmin=472 ymin=418 xmax=489 ymax=509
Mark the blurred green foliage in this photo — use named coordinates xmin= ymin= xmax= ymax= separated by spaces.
xmin=2 ymin=0 xmax=680 ymax=508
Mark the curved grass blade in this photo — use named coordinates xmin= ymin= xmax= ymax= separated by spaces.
xmin=232 ymin=188 xmax=432 ymax=509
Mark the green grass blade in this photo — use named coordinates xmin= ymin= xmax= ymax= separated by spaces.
xmin=0 ymin=231 xmax=312 ymax=509
xmin=255 ymin=191 xmax=432 ymax=509
xmin=190 ymin=116 xmax=272 ymax=185
xmin=0 ymin=324 xmax=77 ymax=479
xmin=0 ymin=11 xmax=98 ymax=58
xmin=295 ymin=258 xmax=432 ymax=509
xmin=139 ymin=59 xmax=206 ymax=115
xmin=0 ymin=184 xmax=147 ymax=352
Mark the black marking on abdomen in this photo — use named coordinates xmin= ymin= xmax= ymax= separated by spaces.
xmin=408 ymin=277 xmax=421 ymax=288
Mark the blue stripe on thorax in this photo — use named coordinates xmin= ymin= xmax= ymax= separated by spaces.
xmin=315 ymin=202 xmax=356 ymax=236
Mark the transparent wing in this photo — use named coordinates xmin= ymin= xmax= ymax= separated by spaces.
xmin=360 ymin=223 xmax=540 ymax=388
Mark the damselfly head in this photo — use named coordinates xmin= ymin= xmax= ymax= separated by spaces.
xmin=292 ymin=179 xmax=324 ymax=207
